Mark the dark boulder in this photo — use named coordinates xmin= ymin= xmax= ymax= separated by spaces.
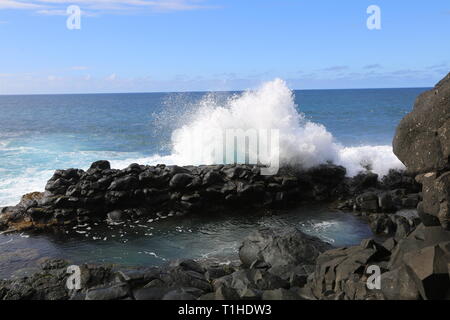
xmin=169 ymin=173 xmax=194 ymax=189
xmin=416 ymin=171 xmax=450 ymax=230
xmin=133 ymin=287 xmax=170 ymax=300
xmin=161 ymin=288 xmax=198 ymax=300
xmin=401 ymin=243 xmax=450 ymax=300
xmin=202 ymin=171 xmax=224 ymax=186
xmin=107 ymin=210 xmax=124 ymax=222
xmin=356 ymin=192 xmax=379 ymax=213
xmin=393 ymin=73 xmax=450 ymax=174
xmin=388 ymin=224 xmax=450 ymax=269
xmin=85 ymin=282 xmax=130 ymax=300
xmin=262 ymin=288 xmax=301 ymax=300
xmin=108 ymin=175 xmax=139 ymax=191
xmin=351 ymin=172 xmax=379 ymax=191
xmin=306 ymin=238 xmax=391 ymax=300
xmin=380 ymin=263 xmax=421 ymax=300
xmin=381 ymin=169 xmax=420 ymax=193
xmin=89 ymin=160 xmax=111 ymax=171
xmin=239 ymin=227 xmax=332 ymax=275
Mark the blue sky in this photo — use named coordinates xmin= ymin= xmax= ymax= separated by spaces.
xmin=0 ymin=0 xmax=449 ymax=94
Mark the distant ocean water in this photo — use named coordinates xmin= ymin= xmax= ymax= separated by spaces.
xmin=0 ymin=79 xmax=428 ymax=207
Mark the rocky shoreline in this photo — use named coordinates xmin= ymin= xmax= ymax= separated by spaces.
xmin=0 ymin=160 xmax=422 ymax=238
xmin=0 ymin=73 xmax=449 ymax=300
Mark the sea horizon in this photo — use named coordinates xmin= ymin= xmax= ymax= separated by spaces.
xmin=0 ymin=85 xmax=433 ymax=97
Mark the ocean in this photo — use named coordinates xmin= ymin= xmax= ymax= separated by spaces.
xmin=0 ymin=79 xmax=427 ymax=208
xmin=0 ymin=80 xmax=428 ymax=278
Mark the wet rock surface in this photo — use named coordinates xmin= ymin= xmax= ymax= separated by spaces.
xmin=0 ymin=163 xmax=348 ymax=233
xmin=0 ymin=227 xmax=327 ymax=300
xmin=1 ymin=223 xmax=448 ymax=300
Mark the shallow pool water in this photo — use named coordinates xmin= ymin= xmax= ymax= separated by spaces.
xmin=0 ymin=205 xmax=373 ymax=279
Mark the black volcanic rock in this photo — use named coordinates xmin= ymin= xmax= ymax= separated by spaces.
xmin=393 ymin=73 xmax=450 ymax=175
xmin=89 ymin=160 xmax=111 ymax=171
xmin=239 ymin=227 xmax=332 ymax=275
xmin=0 ymin=162 xmax=349 ymax=233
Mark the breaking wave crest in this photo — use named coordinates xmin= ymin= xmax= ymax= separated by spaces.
xmin=151 ymin=78 xmax=404 ymax=177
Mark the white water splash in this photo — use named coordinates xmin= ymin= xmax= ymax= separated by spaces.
xmin=148 ymin=78 xmax=404 ymax=176
xmin=0 ymin=79 xmax=404 ymax=207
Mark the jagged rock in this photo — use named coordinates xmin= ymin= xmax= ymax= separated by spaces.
xmin=378 ymin=192 xmax=395 ymax=212
xmin=402 ymin=194 xmax=421 ymax=209
xmin=202 ymin=171 xmax=223 ymax=186
xmin=389 ymin=224 xmax=450 ymax=269
xmin=307 ymin=164 xmax=346 ymax=187
xmin=85 ymin=282 xmax=130 ymax=300
xmin=212 ymin=269 xmax=288 ymax=300
xmin=356 ymin=192 xmax=379 ymax=213
xmin=133 ymin=287 xmax=169 ymax=300
xmin=115 ymin=267 xmax=161 ymax=287
xmin=351 ymin=172 xmax=379 ymax=191
xmin=205 ymin=265 xmax=235 ymax=282
xmin=417 ymin=201 xmax=441 ymax=227
xmin=394 ymin=215 xmax=414 ymax=240
xmin=239 ymin=227 xmax=332 ymax=275
xmin=0 ymin=162 xmax=351 ymax=232
xmin=161 ymin=266 xmax=211 ymax=293
xmin=393 ymin=72 xmax=450 ymax=174
xmin=262 ymin=288 xmax=300 ymax=300
xmin=176 ymin=259 xmax=205 ymax=274
xmin=162 ymin=288 xmax=199 ymax=300
xmin=380 ymin=264 xmax=421 ymax=300
xmin=381 ymin=169 xmax=420 ymax=193
xmin=424 ymin=171 xmax=450 ymax=230
xmin=307 ymin=238 xmax=390 ymax=299
xmin=382 ymin=237 xmax=397 ymax=252
xmin=402 ymin=243 xmax=450 ymax=300
xmin=214 ymin=286 xmax=240 ymax=300
xmin=90 ymin=160 xmax=111 ymax=171
xmin=368 ymin=214 xmax=396 ymax=235
xmin=169 ymin=173 xmax=195 ymax=189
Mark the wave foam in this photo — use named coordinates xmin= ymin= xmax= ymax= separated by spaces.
xmin=0 ymin=168 xmax=54 ymax=207
xmin=154 ymin=78 xmax=404 ymax=176
xmin=0 ymin=79 xmax=405 ymax=207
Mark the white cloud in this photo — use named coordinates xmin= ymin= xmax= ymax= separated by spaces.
xmin=36 ymin=9 xmax=68 ymax=15
xmin=71 ymin=66 xmax=89 ymax=70
xmin=0 ymin=0 xmax=213 ymax=14
xmin=106 ymin=73 xmax=117 ymax=81
xmin=0 ymin=0 xmax=43 ymax=9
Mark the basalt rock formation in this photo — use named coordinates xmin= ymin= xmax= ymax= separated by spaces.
xmin=0 ymin=162 xmax=347 ymax=233
xmin=393 ymin=72 xmax=450 ymax=230
xmin=305 ymin=72 xmax=450 ymax=300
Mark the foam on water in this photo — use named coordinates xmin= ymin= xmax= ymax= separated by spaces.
xmin=147 ymin=78 xmax=404 ymax=175
xmin=0 ymin=168 xmax=54 ymax=207
xmin=0 ymin=79 xmax=405 ymax=207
